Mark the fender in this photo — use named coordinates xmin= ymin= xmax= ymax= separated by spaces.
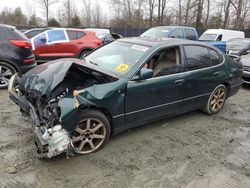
xmin=58 ymin=93 xmax=97 ymax=134
xmin=0 ymin=57 xmax=21 ymax=73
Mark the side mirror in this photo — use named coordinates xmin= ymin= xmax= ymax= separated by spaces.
xmin=40 ymin=38 xmax=46 ymax=43
xmin=139 ymin=68 xmax=153 ymax=80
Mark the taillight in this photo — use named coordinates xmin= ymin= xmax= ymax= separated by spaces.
xmin=10 ymin=40 xmax=32 ymax=49
xmin=23 ymin=57 xmax=35 ymax=63
xmin=94 ymin=40 xmax=102 ymax=46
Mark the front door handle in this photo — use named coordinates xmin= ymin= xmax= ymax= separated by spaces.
xmin=175 ymin=79 xmax=184 ymax=86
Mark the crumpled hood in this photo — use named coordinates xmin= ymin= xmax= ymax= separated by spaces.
xmin=19 ymin=58 xmax=119 ymax=98
xmin=20 ymin=60 xmax=73 ymax=98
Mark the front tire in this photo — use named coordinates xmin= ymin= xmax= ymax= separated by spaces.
xmin=71 ymin=110 xmax=110 ymax=155
xmin=0 ymin=62 xmax=16 ymax=89
xmin=202 ymin=84 xmax=227 ymax=115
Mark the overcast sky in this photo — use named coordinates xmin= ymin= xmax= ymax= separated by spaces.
xmin=0 ymin=0 xmax=109 ymax=18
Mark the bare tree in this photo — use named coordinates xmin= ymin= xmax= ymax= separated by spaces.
xmin=37 ymin=0 xmax=58 ymax=26
xmin=92 ymin=2 xmax=102 ymax=27
xmin=81 ymin=0 xmax=92 ymax=27
xmin=178 ymin=0 xmax=182 ymax=25
xmin=148 ymin=0 xmax=156 ymax=27
xmin=195 ymin=0 xmax=204 ymax=28
xmin=222 ymin=0 xmax=231 ymax=28
xmin=204 ymin=0 xmax=210 ymax=26
xmin=184 ymin=0 xmax=192 ymax=26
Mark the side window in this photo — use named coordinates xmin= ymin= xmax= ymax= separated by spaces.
xmin=67 ymin=31 xmax=77 ymax=40
xmin=33 ymin=33 xmax=47 ymax=49
xmin=184 ymin=45 xmax=210 ymax=70
xmin=216 ymin=34 xmax=222 ymax=41
xmin=169 ymin=29 xmax=183 ymax=39
xmin=209 ymin=48 xmax=222 ymax=65
xmin=76 ymin=31 xmax=85 ymax=39
xmin=185 ymin=29 xmax=196 ymax=40
xmin=144 ymin=47 xmax=182 ymax=77
xmin=47 ymin=29 xmax=68 ymax=43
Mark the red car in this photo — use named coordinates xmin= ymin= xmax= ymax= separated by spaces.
xmin=31 ymin=28 xmax=102 ymax=63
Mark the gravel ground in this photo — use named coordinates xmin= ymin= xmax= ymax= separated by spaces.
xmin=0 ymin=85 xmax=250 ymax=188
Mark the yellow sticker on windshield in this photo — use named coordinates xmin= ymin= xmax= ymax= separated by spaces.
xmin=116 ymin=64 xmax=129 ymax=72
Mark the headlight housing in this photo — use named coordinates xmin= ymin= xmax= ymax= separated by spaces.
xmin=8 ymin=74 xmax=16 ymax=93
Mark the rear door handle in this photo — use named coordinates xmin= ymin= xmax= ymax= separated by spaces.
xmin=213 ymin=72 xmax=221 ymax=77
xmin=175 ymin=79 xmax=184 ymax=86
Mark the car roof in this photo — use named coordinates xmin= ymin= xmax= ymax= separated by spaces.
xmin=0 ymin=24 xmax=15 ymax=29
xmin=117 ymin=37 xmax=199 ymax=47
xmin=149 ymin=26 xmax=195 ymax=30
xmin=84 ymin=28 xmax=110 ymax=33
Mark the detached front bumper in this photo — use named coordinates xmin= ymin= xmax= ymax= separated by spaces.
xmin=8 ymin=74 xmax=49 ymax=156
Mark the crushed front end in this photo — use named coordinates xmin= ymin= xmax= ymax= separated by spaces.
xmin=8 ymin=74 xmax=71 ymax=158
xmin=8 ymin=60 xmax=118 ymax=158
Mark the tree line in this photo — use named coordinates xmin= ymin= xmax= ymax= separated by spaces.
xmin=0 ymin=0 xmax=249 ymax=30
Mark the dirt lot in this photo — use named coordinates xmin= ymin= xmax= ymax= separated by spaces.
xmin=0 ymin=85 xmax=250 ymax=188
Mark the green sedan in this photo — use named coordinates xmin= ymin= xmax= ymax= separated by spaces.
xmin=8 ymin=38 xmax=243 ymax=158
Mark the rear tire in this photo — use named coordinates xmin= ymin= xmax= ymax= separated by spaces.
xmin=202 ymin=84 xmax=227 ymax=115
xmin=79 ymin=50 xmax=92 ymax=59
xmin=71 ymin=110 xmax=110 ymax=155
xmin=0 ymin=62 xmax=16 ymax=89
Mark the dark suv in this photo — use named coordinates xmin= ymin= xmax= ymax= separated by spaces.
xmin=0 ymin=24 xmax=36 ymax=89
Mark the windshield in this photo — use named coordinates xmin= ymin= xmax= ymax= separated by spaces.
xmin=199 ymin=34 xmax=218 ymax=41
xmin=141 ymin=27 xmax=172 ymax=39
xmin=85 ymin=41 xmax=150 ymax=76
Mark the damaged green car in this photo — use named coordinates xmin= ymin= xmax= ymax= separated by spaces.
xmin=9 ymin=38 xmax=242 ymax=158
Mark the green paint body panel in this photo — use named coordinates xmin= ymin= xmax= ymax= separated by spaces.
xmin=18 ymin=38 xmax=243 ymax=135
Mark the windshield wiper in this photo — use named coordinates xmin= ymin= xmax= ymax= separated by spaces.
xmin=89 ymin=61 xmax=98 ymax=66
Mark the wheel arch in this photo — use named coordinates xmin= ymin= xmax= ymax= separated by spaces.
xmin=78 ymin=104 xmax=114 ymax=136
xmin=78 ymin=47 xmax=94 ymax=57
xmin=221 ymin=82 xmax=231 ymax=98
xmin=0 ymin=58 xmax=20 ymax=73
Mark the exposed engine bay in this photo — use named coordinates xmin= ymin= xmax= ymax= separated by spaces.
xmin=10 ymin=62 xmax=118 ymax=158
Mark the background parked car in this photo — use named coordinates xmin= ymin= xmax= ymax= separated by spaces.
xmin=140 ymin=26 xmax=199 ymax=41
xmin=23 ymin=27 xmax=54 ymax=38
xmin=226 ymin=38 xmax=250 ymax=56
xmin=84 ymin=28 xmax=122 ymax=44
xmin=0 ymin=24 xmax=36 ymax=89
xmin=199 ymin=29 xmax=245 ymax=42
xmin=141 ymin=26 xmax=227 ymax=52
xmin=241 ymin=53 xmax=250 ymax=84
xmin=31 ymin=28 xmax=102 ymax=63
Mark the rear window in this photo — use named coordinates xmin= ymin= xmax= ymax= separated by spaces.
xmin=184 ymin=45 xmax=211 ymax=70
xmin=25 ymin=30 xmax=44 ymax=38
xmin=67 ymin=31 xmax=85 ymax=40
xmin=209 ymin=48 xmax=222 ymax=65
xmin=76 ymin=31 xmax=85 ymax=39
xmin=0 ymin=26 xmax=28 ymax=40
xmin=67 ymin=31 xmax=77 ymax=40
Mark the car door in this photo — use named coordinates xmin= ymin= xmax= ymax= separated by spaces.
xmin=59 ymin=30 xmax=87 ymax=57
xmin=125 ymin=46 xmax=186 ymax=127
xmin=181 ymin=45 xmax=226 ymax=112
xmin=32 ymin=29 xmax=68 ymax=59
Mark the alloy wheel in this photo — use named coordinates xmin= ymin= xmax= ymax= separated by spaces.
xmin=210 ymin=88 xmax=226 ymax=112
xmin=0 ymin=65 xmax=14 ymax=88
xmin=71 ymin=118 xmax=106 ymax=154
